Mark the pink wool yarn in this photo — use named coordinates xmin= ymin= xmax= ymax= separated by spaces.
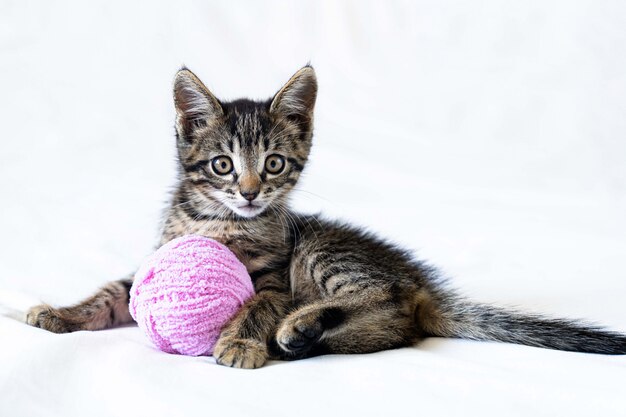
xmin=129 ymin=235 xmax=254 ymax=356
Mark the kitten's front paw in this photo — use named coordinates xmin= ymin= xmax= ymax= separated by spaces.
xmin=276 ymin=311 xmax=324 ymax=357
xmin=25 ymin=305 xmax=75 ymax=333
xmin=213 ymin=336 xmax=268 ymax=369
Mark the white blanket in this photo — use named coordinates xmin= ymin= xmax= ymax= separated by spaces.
xmin=1 ymin=1 xmax=625 ymax=416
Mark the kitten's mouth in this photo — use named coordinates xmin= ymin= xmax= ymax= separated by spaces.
xmin=233 ymin=202 xmax=265 ymax=218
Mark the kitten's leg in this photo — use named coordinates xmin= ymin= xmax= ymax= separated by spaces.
xmin=275 ymin=287 xmax=418 ymax=358
xmin=25 ymin=278 xmax=133 ymax=333
xmin=213 ymin=273 xmax=292 ymax=369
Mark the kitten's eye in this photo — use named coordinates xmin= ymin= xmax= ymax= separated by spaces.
xmin=265 ymin=154 xmax=285 ymax=174
xmin=211 ymin=156 xmax=233 ymax=175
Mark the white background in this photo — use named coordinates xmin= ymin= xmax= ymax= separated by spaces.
xmin=1 ymin=1 xmax=625 ymax=416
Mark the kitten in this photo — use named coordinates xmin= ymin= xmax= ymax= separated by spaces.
xmin=26 ymin=66 xmax=626 ymax=368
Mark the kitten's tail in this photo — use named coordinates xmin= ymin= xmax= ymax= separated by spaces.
xmin=417 ymin=288 xmax=626 ymax=354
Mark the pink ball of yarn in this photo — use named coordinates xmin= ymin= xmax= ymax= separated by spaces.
xmin=129 ymin=235 xmax=254 ymax=356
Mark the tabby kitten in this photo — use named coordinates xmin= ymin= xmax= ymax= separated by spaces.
xmin=26 ymin=66 xmax=626 ymax=368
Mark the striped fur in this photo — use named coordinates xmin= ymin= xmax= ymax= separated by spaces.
xmin=26 ymin=66 xmax=626 ymax=368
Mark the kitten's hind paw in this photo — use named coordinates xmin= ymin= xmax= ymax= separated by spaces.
xmin=25 ymin=304 xmax=76 ymax=333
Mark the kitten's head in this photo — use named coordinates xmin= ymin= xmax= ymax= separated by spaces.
xmin=173 ymin=66 xmax=317 ymax=218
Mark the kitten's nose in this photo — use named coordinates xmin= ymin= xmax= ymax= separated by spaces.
xmin=239 ymin=171 xmax=261 ymax=201
xmin=240 ymin=190 xmax=259 ymax=201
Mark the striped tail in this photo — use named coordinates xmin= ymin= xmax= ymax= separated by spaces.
xmin=418 ymin=290 xmax=626 ymax=354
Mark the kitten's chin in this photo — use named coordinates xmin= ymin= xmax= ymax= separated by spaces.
xmin=231 ymin=203 xmax=266 ymax=219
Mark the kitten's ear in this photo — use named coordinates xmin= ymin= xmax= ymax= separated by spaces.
xmin=173 ymin=68 xmax=223 ymax=137
xmin=270 ymin=66 xmax=317 ymax=121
